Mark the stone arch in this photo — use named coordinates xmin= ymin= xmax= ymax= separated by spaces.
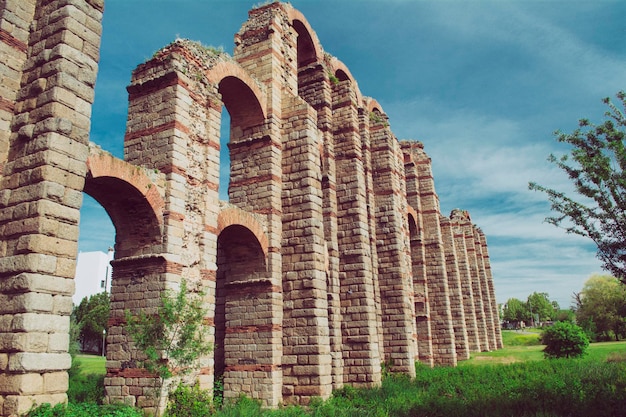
xmin=287 ymin=8 xmax=323 ymax=68
xmin=327 ymin=57 xmax=363 ymax=104
xmin=366 ymin=98 xmax=385 ymax=115
xmin=407 ymin=205 xmax=419 ymax=233
xmin=207 ymin=61 xmax=267 ymax=130
xmin=215 ymin=207 xmax=278 ymax=404
xmin=217 ymin=207 xmax=269 ymax=260
xmin=84 ymin=151 xmax=164 ymax=257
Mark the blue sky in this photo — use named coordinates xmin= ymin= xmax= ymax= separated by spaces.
xmin=80 ymin=0 xmax=626 ymax=309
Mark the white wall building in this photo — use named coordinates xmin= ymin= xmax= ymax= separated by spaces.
xmin=73 ymin=248 xmax=113 ymax=305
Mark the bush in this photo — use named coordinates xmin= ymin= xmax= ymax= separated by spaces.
xmin=165 ymin=383 xmax=215 ymax=417
xmin=541 ymin=321 xmax=589 ymax=359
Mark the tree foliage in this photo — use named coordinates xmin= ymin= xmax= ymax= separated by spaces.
xmin=529 ymin=91 xmax=626 ymax=282
xmin=124 ymin=279 xmax=212 ymax=416
xmin=502 ymin=293 xmax=561 ymax=325
xmin=502 ymin=298 xmax=530 ymax=322
xmin=541 ymin=321 xmax=589 ymax=359
xmin=527 ymin=292 xmax=558 ymax=323
xmin=73 ymin=292 xmax=109 ymax=354
xmin=575 ymin=274 xmax=626 ymax=341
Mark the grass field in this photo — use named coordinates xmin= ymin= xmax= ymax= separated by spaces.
xmin=74 ymin=330 xmax=626 ymax=373
xmin=460 ymin=330 xmax=626 ymax=366
xmin=74 ymin=354 xmax=106 ymax=375
xmin=48 ymin=331 xmax=626 ymax=416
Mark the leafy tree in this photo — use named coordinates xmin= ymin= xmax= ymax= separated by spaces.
xmin=575 ymin=274 xmax=626 ymax=341
xmin=541 ymin=321 xmax=589 ymax=359
xmin=529 ymin=91 xmax=626 ymax=283
xmin=502 ymin=298 xmax=530 ymax=323
xmin=73 ymin=292 xmax=110 ymax=354
xmin=125 ymin=279 xmax=212 ymax=416
xmin=527 ymin=292 xmax=557 ymax=323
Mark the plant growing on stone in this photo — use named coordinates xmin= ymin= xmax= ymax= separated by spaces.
xmin=124 ymin=279 xmax=212 ymax=415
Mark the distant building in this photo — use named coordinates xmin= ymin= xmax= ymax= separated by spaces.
xmin=73 ymin=248 xmax=113 ymax=305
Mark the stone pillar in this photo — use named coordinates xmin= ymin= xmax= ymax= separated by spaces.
xmin=370 ymin=113 xmax=417 ymax=376
xmin=332 ymin=78 xmax=381 ymax=385
xmin=478 ymin=230 xmax=503 ymax=349
xmin=450 ymin=210 xmax=481 ymax=352
xmin=359 ymin=107 xmax=385 ymax=369
xmin=440 ymin=217 xmax=470 ymax=361
xmin=474 ymin=229 xmax=499 ymax=350
xmin=402 ymin=142 xmax=456 ymax=366
xmin=0 ymin=0 xmax=36 ymax=181
xmin=298 ymin=61 xmax=344 ymax=390
xmin=0 ymin=1 xmax=103 ymax=415
xmin=114 ymin=41 xmax=221 ymax=412
xmin=280 ymin=93 xmax=332 ymax=403
xmin=463 ymin=221 xmax=490 ymax=351
xmin=402 ymin=142 xmax=433 ymax=367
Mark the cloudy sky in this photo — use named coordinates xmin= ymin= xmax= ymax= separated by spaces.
xmin=80 ymin=0 xmax=626 ymax=309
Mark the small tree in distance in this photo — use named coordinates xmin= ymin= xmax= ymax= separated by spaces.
xmin=541 ymin=321 xmax=589 ymax=359
xmin=529 ymin=91 xmax=626 ymax=283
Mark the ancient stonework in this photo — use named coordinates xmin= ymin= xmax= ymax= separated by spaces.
xmin=0 ymin=2 xmax=502 ymax=415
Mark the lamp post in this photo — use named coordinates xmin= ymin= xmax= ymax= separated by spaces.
xmin=102 ymin=329 xmax=106 ymax=357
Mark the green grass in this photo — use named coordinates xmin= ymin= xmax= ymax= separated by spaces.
xmin=461 ymin=331 xmax=626 ymax=366
xmin=74 ymin=354 xmax=106 ymax=375
xmin=64 ymin=336 xmax=626 ymax=417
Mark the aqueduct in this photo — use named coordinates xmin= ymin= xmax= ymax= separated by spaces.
xmin=0 ymin=1 xmax=502 ymax=415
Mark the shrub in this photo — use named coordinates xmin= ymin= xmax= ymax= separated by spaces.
xmin=165 ymin=383 xmax=215 ymax=417
xmin=541 ymin=321 xmax=589 ymax=359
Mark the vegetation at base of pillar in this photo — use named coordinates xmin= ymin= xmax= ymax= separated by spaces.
xmin=541 ymin=321 xmax=589 ymax=359
xmin=124 ymin=279 xmax=212 ymax=414
xmin=573 ymin=274 xmax=626 ymax=341
xmin=529 ymin=91 xmax=626 ymax=283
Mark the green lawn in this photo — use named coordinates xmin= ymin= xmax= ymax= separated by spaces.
xmin=75 ymin=354 xmax=106 ymax=375
xmin=74 ymin=331 xmax=626 ymax=375
xmin=460 ymin=330 xmax=626 ymax=366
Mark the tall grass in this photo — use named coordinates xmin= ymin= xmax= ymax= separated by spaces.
xmin=213 ymin=359 xmax=626 ymax=417
xmin=58 ymin=336 xmax=626 ymax=417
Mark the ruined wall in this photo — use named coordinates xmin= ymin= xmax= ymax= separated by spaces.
xmin=0 ymin=1 xmax=502 ymax=415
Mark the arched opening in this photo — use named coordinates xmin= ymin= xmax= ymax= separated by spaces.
xmin=219 ymin=108 xmax=231 ymax=201
xmin=335 ymin=69 xmax=350 ymax=82
xmin=80 ymin=155 xmax=166 ymax=392
xmin=218 ymin=76 xmax=265 ymax=134
xmin=293 ymin=19 xmax=317 ymax=68
xmin=74 ymin=195 xmax=114 ymax=355
xmin=215 ymin=224 xmax=269 ymax=401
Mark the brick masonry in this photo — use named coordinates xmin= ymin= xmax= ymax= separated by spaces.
xmin=0 ymin=2 xmax=502 ymax=415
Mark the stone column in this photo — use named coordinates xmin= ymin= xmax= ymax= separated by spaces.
xmin=402 ymin=142 xmax=433 ymax=367
xmin=463 ymin=222 xmax=490 ymax=351
xmin=332 ymin=79 xmax=381 ymax=386
xmin=370 ymin=114 xmax=417 ymax=376
xmin=402 ymin=142 xmax=456 ymax=366
xmin=450 ymin=210 xmax=481 ymax=352
xmin=0 ymin=0 xmax=36 ymax=182
xmin=280 ymin=93 xmax=332 ymax=403
xmin=0 ymin=1 xmax=103 ymax=415
xmin=298 ymin=61 xmax=344 ymax=390
xmin=479 ymin=231 xmax=503 ymax=349
xmin=440 ymin=217 xmax=470 ymax=361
